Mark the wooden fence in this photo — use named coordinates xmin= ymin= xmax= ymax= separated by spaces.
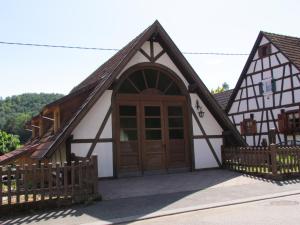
xmin=0 ymin=156 xmax=98 ymax=208
xmin=222 ymin=145 xmax=300 ymax=179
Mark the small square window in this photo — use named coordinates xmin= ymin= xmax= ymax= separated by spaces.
xmin=260 ymin=78 xmax=276 ymax=95
xmin=258 ymin=44 xmax=271 ymax=58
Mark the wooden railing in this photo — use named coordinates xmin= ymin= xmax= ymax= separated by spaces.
xmin=0 ymin=156 xmax=98 ymax=208
xmin=222 ymin=145 xmax=300 ymax=179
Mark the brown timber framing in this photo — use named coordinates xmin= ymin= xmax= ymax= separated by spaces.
xmin=226 ymin=31 xmax=300 ymax=113
xmin=191 ymin=109 xmax=222 ymax=167
xmin=42 ymin=20 xmax=244 ymax=161
xmin=86 ymin=107 xmax=112 ymax=158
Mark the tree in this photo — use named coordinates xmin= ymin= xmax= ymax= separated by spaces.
xmin=211 ymin=82 xmax=230 ymax=94
xmin=0 ymin=130 xmax=20 ymax=155
xmin=0 ymin=93 xmax=64 ymax=143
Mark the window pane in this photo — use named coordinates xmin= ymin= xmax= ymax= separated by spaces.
xmin=146 ymin=130 xmax=161 ymax=140
xmin=144 ymin=69 xmax=158 ymax=88
xmin=145 ymin=118 xmax=161 ymax=128
xmin=130 ymin=71 xmax=146 ymax=91
xmin=145 ymin=106 xmax=160 ymax=116
xmin=120 ymin=129 xmax=137 ymax=141
xmin=165 ymin=83 xmax=181 ymax=95
xmin=168 ymin=118 xmax=183 ymax=128
xmin=169 ymin=129 xmax=184 ymax=139
xmin=119 ymin=106 xmax=136 ymax=116
xmin=118 ymin=79 xmax=138 ymax=93
xmin=158 ymin=73 xmax=172 ymax=92
xmin=168 ymin=106 xmax=183 ymax=116
xmin=120 ymin=118 xmax=137 ymax=128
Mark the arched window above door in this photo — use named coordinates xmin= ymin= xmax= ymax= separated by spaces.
xmin=118 ymin=69 xmax=183 ymax=95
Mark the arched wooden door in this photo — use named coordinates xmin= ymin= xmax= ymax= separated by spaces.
xmin=114 ymin=67 xmax=191 ymax=177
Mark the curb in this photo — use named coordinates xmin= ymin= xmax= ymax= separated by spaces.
xmin=83 ymin=189 xmax=300 ymax=225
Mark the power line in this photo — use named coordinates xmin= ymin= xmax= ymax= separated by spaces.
xmin=0 ymin=41 xmax=249 ymax=56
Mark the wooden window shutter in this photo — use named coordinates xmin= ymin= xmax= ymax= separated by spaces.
xmin=252 ymin=120 xmax=257 ymax=134
xmin=240 ymin=121 xmax=245 ymax=135
xmin=278 ymin=113 xmax=286 ymax=133
xmin=259 ymin=82 xmax=264 ymax=95
xmin=271 ymin=79 xmax=276 ymax=92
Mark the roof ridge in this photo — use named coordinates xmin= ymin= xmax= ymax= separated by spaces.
xmin=262 ymin=31 xmax=300 ymax=40
xmin=70 ymin=22 xmax=156 ymax=94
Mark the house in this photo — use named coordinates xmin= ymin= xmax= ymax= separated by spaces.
xmin=0 ymin=21 xmax=244 ymax=178
xmin=226 ymin=32 xmax=300 ymax=146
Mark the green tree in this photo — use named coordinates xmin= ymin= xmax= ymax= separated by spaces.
xmin=0 ymin=130 xmax=20 ymax=155
xmin=211 ymin=82 xmax=230 ymax=94
xmin=0 ymin=93 xmax=64 ymax=143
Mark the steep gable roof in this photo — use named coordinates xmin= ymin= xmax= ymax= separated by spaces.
xmin=264 ymin=32 xmax=300 ymax=68
xmin=20 ymin=20 xmax=245 ymax=160
xmin=226 ymin=31 xmax=300 ymax=112
xmin=213 ymin=89 xmax=233 ymax=110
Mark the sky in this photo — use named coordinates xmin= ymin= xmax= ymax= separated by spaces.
xmin=1 ymin=0 xmax=300 ymax=98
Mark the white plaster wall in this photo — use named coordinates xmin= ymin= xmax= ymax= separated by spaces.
xmin=263 ymin=57 xmax=270 ymax=70
xmin=72 ymin=90 xmax=112 ymax=139
xmin=118 ymin=41 xmax=189 ymax=89
xmin=71 ymin=143 xmax=92 ymax=157
xmin=118 ymin=51 xmax=150 ymax=77
xmin=190 ymin=94 xmax=223 ymax=135
xmin=192 ymin=115 xmax=203 ymax=135
xmin=248 ymin=87 xmax=254 ymax=97
xmin=293 ymin=76 xmax=300 ymax=88
xmin=248 ymin=98 xmax=257 ymax=110
xmin=247 ymin=61 xmax=255 ymax=74
xmin=292 ymin=65 xmax=299 ymax=74
xmin=294 ymin=89 xmax=300 ymax=103
xmin=277 ymin=53 xmax=288 ymax=64
xmin=252 ymin=73 xmax=261 ymax=84
xmin=270 ymin=55 xmax=279 ymax=67
xmin=282 ymin=92 xmax=293 ymax=105
xmin=140 ymin=41 xmax=151 ymax=56
xmin=271 ymin=44 xmax=278 ymax=53
xmin=155 ymin=53 xmax=189 ymax=88
xmin=260 ymin=37 xmax=269 ymax=46
xmin=210 ymin=138 xmax=222 ymax=161
xmin=93 ymin=143 xmax=113 ymax=177
xmin=255 ymin=60 xmax=262 ymax=72
xmin=153 ymin=42 xmax=163 ymax=56
xmin=273 ymin=66 xmax=284 ymax=79
xmin=194 ymin=139 xmax=219 ymax=169
xmin=100 ymin=115 xmax=112 ymax=138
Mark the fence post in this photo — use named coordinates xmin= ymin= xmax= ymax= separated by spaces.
xmin=91 ymin=155 xmax=98 ymax=196
xmin=269 ymin=128 xmax=276 ymax=145
xmin=221 ymin=145 xmax=225 ymax=167
xmin=270 ymin=144 xmax=277 ymax=176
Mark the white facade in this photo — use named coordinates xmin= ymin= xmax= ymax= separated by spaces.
xmin=228 ymin=34 xmax=300 ymax=146
xmin=70 ymin=40 xmax=225 ymax=177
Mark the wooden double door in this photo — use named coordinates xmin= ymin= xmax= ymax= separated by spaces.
xmin=116 ymin=96 xmax=191 ymax=176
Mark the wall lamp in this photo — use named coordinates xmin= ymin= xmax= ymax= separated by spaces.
xmin=195 ymin=99 xmax=205 ymax=118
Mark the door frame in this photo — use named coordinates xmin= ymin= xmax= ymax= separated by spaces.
xmin=111 ymin=63 xmax=195 ymax=177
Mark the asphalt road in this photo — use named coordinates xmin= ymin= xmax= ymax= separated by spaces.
xmin=128 ymin=194 xmax=300 ymax=225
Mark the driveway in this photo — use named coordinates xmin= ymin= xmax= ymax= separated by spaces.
xmin=2 ymin=169 xmax=300 ymax=225
xmin=99 ymin=169 xmax=258 ymax=200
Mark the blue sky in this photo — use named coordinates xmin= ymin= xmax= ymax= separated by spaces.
xmin=1 ymin=0 xmax=299 ymax=98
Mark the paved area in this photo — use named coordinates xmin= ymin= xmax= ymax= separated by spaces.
xmin=1 ymin=169 xmax=300 ymax=225
xmin=99 ymin=169 xmax=258 ymax=200
xmin=127 ymin=194 xmax=300 ymax=225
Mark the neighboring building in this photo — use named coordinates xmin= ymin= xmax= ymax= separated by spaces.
xmin=0 ymin=21 xmax=244 ymax=178
xmin=213 ymin=89 xmax=233 ymax=110
xmin=226 ymin=32 xmax=300 ymax=146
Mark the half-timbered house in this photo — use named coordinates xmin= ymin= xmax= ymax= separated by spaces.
xmin=0 ymin=21 xmax=244 ymax=178
xmin=226 ymin=32 xmax=300 ymax=146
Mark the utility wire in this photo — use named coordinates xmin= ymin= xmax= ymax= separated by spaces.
xmin=0 ymin=41 xmax=249 ymax=56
